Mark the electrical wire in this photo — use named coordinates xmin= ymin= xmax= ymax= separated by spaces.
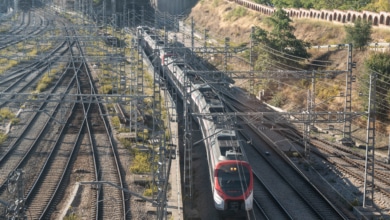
xmin=257 ymin=42 xmax=335 ymax=68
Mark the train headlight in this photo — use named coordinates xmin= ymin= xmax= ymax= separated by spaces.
xmin=213 ymin=190 xmax=225 ymax=210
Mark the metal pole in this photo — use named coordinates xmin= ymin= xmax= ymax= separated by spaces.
xmin=387 ymin=134 xmax=390 ymax=163
xmin=191 ymin=17 xmax=194 ymax=53
xmin=363 ymin=72 xmax=376 ymax=207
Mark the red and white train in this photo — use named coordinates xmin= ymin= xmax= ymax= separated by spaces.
xmin=139 ymin=26 xmax=253 ymax=212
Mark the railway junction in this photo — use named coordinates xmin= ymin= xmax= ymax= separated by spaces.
xmin=0 ymin=0 xmax=389 ymax=219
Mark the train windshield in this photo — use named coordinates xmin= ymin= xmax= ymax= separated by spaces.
xmin=216 ymin=164 xmax=251 ymax=197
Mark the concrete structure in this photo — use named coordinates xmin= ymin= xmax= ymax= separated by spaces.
xmin=0 ymin=0 xmax=11 ymax=13
xmin=228 ymin=0 xmax=390 ymax=29
xmin=151 ymin=0 xmax=197 ymax=15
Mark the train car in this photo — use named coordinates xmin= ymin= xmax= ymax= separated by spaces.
xmin=211 ymin=129 xmax=253 ymax=212
xmin=141 ymin=28 xmax=253 ymax=212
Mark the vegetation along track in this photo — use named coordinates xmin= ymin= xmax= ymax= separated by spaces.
xmin=22 ymin=30 xmax=88 ymax=218
xmin=71 ymin=31 xmax=128 ymax=220
xmin=0 ymin=8 xmax=129 ymax=218
xmin=0 ymin=46 xmax=76 ymax=218
xmin=0 ymin=37 xmax=76 ymax=185
xmin=0 ymin=9 xmax=49 ymax=50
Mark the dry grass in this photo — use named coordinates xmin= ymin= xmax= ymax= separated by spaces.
xmin=188 ymin=1 xmax=386 ymax=45
xmin=189 ymin=0 xmax=267 ymax=43
xmin=187 ymin=1 xmax=390 ymax=147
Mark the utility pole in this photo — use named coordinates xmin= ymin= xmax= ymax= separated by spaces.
xmin=342 ymin=43 xmax=355 ymax=146
xmin=363 ymin=72 xmax=376 ymax=208
xmin=249 ymin=26 xmax=257 ymax=95
xmin=387 ymin=134 xmax=390 ymax=163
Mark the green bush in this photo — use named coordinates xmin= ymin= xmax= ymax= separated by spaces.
xmin=111 ymin=116 xmax=121 ymax=129
xmin=143 ymin=184 xmax=158 ymax=197
xmin=130 ymin=152 xmax=152 ymax=173
xmin=0 ymin=133 xmax=8 ymax=145
xmin=225 ymin=7 xmax=247 ymax=21
xmin=269 ymin=92 xmax=287 ymax=107
xmin=64 ymin=213 xmax=79 ymax=220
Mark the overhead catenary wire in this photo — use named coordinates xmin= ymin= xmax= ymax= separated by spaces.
xmin=257 ymin=42 xmax=335 ymax=68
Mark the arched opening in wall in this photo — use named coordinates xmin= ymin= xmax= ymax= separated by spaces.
xmin=373 ymin=17 xmax=378 ymax=26
xmin=363 ymin=14 xmax=367 ymax=20
xmin=379 ymin=15 xmax=384 ymax=24
xmin=367 ymin=16 xmax=373 ymax=24
xmin=386 ymin=16 xmax=390 ymax=26
xmin=342 ymin=15 xmax=346 ymax=23
xmin=347 ymin=14 xmax=351 ymax=22
xmin=326 ymin=13 xmax=333 ymax=21
xmin=333 ymin=12 xmax=337 ymax=21
xmin=321 ymin=12 xmax=325 ymax=19
xmin=337 ymin=14 xmax=341 ymax=22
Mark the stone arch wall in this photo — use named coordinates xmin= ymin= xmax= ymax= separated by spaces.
xmin=227 ymin=0 xmax=390 ymax=29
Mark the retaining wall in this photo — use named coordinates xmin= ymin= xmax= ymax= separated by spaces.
xmin=228 ymin=0 xmax=390 ymax=29
xmin=151 ymin=0 xmax=197 ymax=15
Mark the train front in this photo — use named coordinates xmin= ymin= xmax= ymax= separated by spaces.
xmin=213 ymin=160 xmax=253 ymax=212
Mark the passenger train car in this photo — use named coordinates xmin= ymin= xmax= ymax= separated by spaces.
xmin=138 ymin=26 xmax=253 ymax=213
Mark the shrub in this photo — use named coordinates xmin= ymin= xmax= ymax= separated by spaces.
xmin=130 ymin=152 xmax=151 ymax=173
xmin=143 ymin=184 xmax=158 ymax=197
xmin=111 ymin=116 xmax=121 ymax=129
xmin=0 ymin=133 xmax=7 ymax=145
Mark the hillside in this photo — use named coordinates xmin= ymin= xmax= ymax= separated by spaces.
xmin=186 ymin=0 xmax=390 ymax=147
xmin=188 ymin=0 xmax=390 ymax=44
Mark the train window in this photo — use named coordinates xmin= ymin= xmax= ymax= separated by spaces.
xmin=216 ymin=164 xmax=251 ymax=197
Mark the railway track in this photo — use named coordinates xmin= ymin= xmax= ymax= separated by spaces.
xmin=23 ymin=30 xmax=87 ymax=218
xmin=162 ymin=43 xmax=347 ymax=218
xmin=280 ymin=129 xmax=390 ymax=203
xmin=72 ymin=28 xmax=128 ymax=219
xmin=0 ymin=9 xmax=49 ymax=50
xmin=218 ymin=86 xmax=390 ymax=216
xmin=181 ymin=54 xmax=347 ymax=217
xmin=0 ymin=8 xmax=129 ymax=219
xmin=0 ymin=49 xmax=76 ymax=218
xmin=223 ymin=97 xmax=348 ymax=219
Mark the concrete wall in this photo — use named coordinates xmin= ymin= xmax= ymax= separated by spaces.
xmin=154 ymin=0 xmax=197 ymax=15
xmin=228 ymin=0 xmax=390 ymax=29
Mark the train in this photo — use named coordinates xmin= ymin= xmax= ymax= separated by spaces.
xmin=138 ymin=26 xmax=254 ymax=213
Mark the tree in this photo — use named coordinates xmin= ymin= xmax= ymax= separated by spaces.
xmin=363 ymin=0 xmax=390 ymax=12
xmin=344 ymin=18 xmax=372 ymax=50
xmin=360 ymin=52 xmax=390 ymax=120
xmin=252 ymin=8 xmax=310 ymax=69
